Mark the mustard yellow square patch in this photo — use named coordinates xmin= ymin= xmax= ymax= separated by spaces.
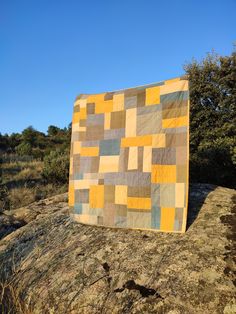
xmin=145 ymin=86 xmax=160 ymax=106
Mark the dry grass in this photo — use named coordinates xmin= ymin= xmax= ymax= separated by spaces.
xmin=1 ymin=161 xmax=43 ymax=183
xmin=8 ymin=187 xmax=36 ymax=209
xmin=8 ymin=184 xmax=67 ymax=209
xmin=0 ymin=159 xmax=67 ymax=311
xmin=1 ymin=160 xmax=67 ymax=210
xmin=0 ymin=282 xmax=33 ymax=314
xmin=0 ymin=252 xmax=35 ymax=314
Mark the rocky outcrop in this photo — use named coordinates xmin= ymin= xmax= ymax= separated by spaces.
xmin=0 ymin=214 xmax=26 ymax=241
xmin=0 ymin=193 xmax=68 ymax=241
xmin=0 ymin=184 xmax=235 ymax=314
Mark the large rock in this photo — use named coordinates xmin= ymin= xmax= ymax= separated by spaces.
xmin=0 ymin=184 xmax=235 ymax=314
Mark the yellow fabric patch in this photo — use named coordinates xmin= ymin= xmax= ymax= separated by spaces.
xmin=145 ymin=86 xmax=160 ymax=105
xmin=74 ymin=214 xmax=97 ymax=225
xmin=160 ymin=80 xmax=188 ymax=95
xmin=121 ymin=135 xmax=152 ymax=147
xmin=113 ymin=93 xmax=124 ymax=111
xmin=152 ymin=134 xmax=166 ymax=148
xmin=74 ymin=98 xmax=87 ymax=107
xmin=80 ymin=147 xmax=99 ymax=156
xmin=72 ymin=112 xmax=80 ymax=124
xmin=73 ymin=141 xmax=81 ymax=154
xmin=115 ymin=185 xmax=127 ymax=205
xmin=164 ymin=77 xmax=180 ymax=85
xmin=72 ymin=123 xmax=79 ymax=132
xmin=95 ymin=100 xmax=113 ymax=113
xmin=104 ymin=113 xmax=111 ymax=130
xmin=89 ymin=185 xmax=104 ymax=208
xmin=128 ymin=146 xmax=138 ymax=170
xmin=99 ymin=156 xmax=119 ymax=173
xmin=143 ymin=146 xmax=152 ymax=172
xmin=162 ymin=116 xmax=188 ymax=128
xmin=125 ymin=108 xmax=137 ymax=137
xmin=87 ymin=93 xmax=105 ymax=103
xmin=68 ymin=183 xmax=74 ymax=206
xmin=127 ymin=197 xmax=151 ymax=210
xmin=175 ymin=183 xmax=185 ymax=207
xmin=151 ymin=165 xmax=176 ymax=183
xmin=80 ymin=107 xmax=87 ymax=119
xmin=160 ymin=207 xmax=175 ymax=231
xmin=74 ymin=179 xmax=99 ymax=189
xmin=69 ymin=157 xmax=73 ymax=174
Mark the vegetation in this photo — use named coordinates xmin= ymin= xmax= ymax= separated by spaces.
xmin=42 ymin=149 xmax=69 ymax=184
xmin=185 ymin=48 xmax=236 ymax=187
xmin=0 ymin=49 xmax=235 ymax=211
xmin=0 ymin=125 xmax=71 ymax=210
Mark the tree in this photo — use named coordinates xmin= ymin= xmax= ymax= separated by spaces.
xmin=8 ymin=133 xmax=21 ymax=152
xmin=22 ymin=126 xmax=38 ymax=146
xmin=184 ymin=49 xmax=236 ymax=187
xmin=0 ymin=133 xmax=9 ymax=151
xmin=47 ymin=125 xmax=61 ymax=136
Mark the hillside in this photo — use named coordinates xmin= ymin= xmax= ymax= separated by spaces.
xmin=0 ymin=183 xmax=235 ymax=313
xmin=0 ymin=125 xmax=71 ymax=211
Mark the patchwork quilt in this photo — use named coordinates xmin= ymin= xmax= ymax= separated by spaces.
xmin=69 ymin=77 xmax=189 ymax=232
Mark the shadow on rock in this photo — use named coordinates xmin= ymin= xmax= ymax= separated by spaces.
xmin=187 ymin=183 xmax=216 ymax=230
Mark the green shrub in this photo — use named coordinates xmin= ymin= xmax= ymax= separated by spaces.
xmin=15 ymin=142 xmax=32 ymax=156
xmin=42 ymin=149 xmax=69 ymax=184
xmin=0 ymin=186 xmax=10 ymax=212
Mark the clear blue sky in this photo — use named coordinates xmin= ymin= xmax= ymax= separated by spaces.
xmin=0 ymin=0 xmax=235 ymax=134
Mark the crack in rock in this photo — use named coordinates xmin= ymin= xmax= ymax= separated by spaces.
xmin=114 ymin=279 xmax=162 ymax=298
xmin=102 ymin=262 xmax=110 ymax=272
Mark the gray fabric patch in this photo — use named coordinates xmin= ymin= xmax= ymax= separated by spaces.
xmin=75 ymin=189 xmax=89 ymax=203
xmin=137 ymin=111 xmax=162 ymax=136
xmin=86 ymin=113 xmax=104 ymax=126
xmin=160 ymin=183 xmax=175 ymax=207
xmin=104 ymin=172 xmax=151 ymax=186
xmin=151 ymin=184 xmax=160 ymax=207
xmin=162 ymin=126 xmax=187 ymax=134
xmin=174 ymin=207 xmax=184 ymax=231
xmin=104 ymin=128 xmax=125 ymax=139
xmin=125 ymin=95 xmax=137 ymax=109
xmin=82 ymin=140 xmax=100 ymax=147
xmin=99 ymin=139 xmax=120 ymax=156
xmin=152 ymin=147 xmax=176 ymax=164
xmin=137 ymin=104 xmax=162 ymax=115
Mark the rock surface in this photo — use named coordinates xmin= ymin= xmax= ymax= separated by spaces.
xmin=0 ymin=184 xmax=235 ymax=314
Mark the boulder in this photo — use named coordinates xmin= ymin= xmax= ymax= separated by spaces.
xmin=0 ymin=184 xmax=235 ymax=313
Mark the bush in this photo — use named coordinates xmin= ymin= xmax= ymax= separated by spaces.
xmin=15 ymin=142 xmax=32 ymax=156
xmin=42 ymin=149 xmax=69 ymax=184
xmin=0 ymin=186 xmax=10 ymax=212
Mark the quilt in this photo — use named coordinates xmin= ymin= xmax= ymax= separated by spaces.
xmin=69 ymin=77 xmax=189 ymax=232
